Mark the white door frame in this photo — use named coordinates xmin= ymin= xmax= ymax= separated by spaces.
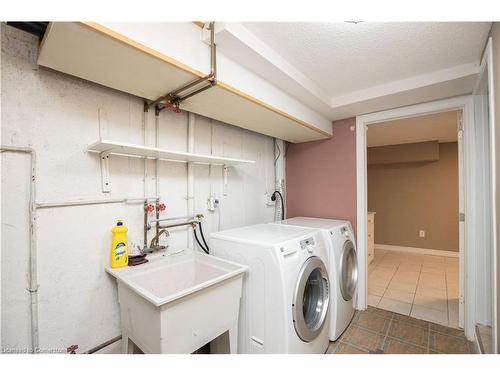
xmin=356 ymin=95 xmax=476 ymax=340
xmin=473 ymin=37 xmax=497 ymax=352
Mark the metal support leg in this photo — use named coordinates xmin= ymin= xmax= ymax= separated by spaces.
xmin=121 ymin=334 xmax=129 ymax=354
xmin=228 ymin=323 xmax=238 ymax=354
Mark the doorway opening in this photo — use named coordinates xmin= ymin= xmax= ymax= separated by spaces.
xmin=364 ymin=110 xmax=461 ymax=328
xmin=355 ymin=95 xmax=479 ymax=341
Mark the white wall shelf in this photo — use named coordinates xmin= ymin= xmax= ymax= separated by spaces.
xmin=37 ymin=22 xmax=331 ymax=143
xmin=88 ymin=139 xmax=254 ymax=193
xmin=87 ymin=139 xmax=255 ymax=166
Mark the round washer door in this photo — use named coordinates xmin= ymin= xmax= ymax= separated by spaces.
xmin=339 ymin=240 xmax=358 ymax=301
xmin=292 ymin=256 xmax=330 ymax=342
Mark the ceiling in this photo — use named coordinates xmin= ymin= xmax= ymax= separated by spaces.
xmin=242 ymin=22 xmax=491 ymax=99
xmin=215 ymin=22 xmax=491 ymax=120
xmin=367 ymin=110 xmax=459 ymax=147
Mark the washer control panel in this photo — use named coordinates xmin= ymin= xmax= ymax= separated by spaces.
xmin=300 ymin=237 xmax=315 ymax=253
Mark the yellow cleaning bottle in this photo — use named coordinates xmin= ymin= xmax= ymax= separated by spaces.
xmin=110 ymin=220 xmax=129 ymax=268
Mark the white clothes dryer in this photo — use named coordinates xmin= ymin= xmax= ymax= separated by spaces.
xmin=272 ymin=217 xmax=358 ymax=341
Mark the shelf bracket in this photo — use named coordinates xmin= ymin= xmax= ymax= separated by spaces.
xmin=100 ymin=152 xmax=111 ymax=193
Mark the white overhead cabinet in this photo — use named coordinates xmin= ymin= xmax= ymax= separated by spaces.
xmin=37 ymin=22 xmax=331 ymax=143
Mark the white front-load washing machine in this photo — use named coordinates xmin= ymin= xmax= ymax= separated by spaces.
xmin=210 ymin=224 xmax=330 ymax=354
xmin=272 ymin=217 xmax=358 ymax=341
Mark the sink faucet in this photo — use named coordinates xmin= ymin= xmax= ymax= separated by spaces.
xmin=149 ymin=229 xmax=170 ymax=250
xmin=141 ymin=212 xmax=204 ymax=255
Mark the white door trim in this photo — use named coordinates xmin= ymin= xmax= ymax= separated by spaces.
xmin=473 ymin=37 xmax=497 ymax=353
xmin=356 ymin=95 xmax=475 ymax=340
xmin=457 ymin=108 xmax=466 ymax=329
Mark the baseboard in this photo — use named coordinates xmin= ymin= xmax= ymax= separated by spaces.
xmin=375 ymin=243 xmax=459 ymax=258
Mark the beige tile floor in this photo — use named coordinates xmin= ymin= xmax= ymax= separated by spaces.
xmin=368 ymin=249 xmax=459 ymax=328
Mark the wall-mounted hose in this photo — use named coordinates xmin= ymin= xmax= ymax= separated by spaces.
xmin=271 ymin=190 xmax=285 ymax=221
xmin=193 ymin=225 xmax=209 ymax=254
xmin=198 ymin=221 xmax=210 ymax=252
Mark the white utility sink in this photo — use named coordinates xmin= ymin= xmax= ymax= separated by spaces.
xmin=106 ymin=250 xmax=247 ymax=354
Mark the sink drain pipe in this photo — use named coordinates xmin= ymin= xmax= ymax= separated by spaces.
xmin=1 ymin=145 xmax=39 ymax=354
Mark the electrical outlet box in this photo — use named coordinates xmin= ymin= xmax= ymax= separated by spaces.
xmin=207 ymin=195 xmax=219 ymax=211
xmin=419 ymin=230 xmax=425 ymax=238
xmin=265 ymin=192 xmax=275 ymax=206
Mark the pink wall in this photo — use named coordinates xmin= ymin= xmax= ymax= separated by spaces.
xmin=285 ymin=118 xmax=357 ymax=233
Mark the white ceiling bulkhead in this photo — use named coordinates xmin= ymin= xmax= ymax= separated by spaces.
xmin=215 ymin=22 xmax=491 ymax=120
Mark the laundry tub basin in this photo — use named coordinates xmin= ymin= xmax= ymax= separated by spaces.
xmin=106 ymin=250 xmax=247 ymax=353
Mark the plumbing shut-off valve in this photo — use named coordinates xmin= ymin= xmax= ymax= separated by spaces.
xmin=144 ymin=202 xmax=167 ymax=213
xmin=163 ymin=101 xmax=182 ymax=114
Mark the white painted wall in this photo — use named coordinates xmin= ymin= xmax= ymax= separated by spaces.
xmin=1 ymin=24 xmax=281 ymax=353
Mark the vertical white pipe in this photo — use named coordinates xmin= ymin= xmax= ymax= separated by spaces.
xmin=143 ymin=104 xmax=148 ymax=198
xmin=155 ymin=111 xmax=160 ymax=197
xmin=273 ymin=139 xmax=286 ymax=220
xmin=28 ymin=149 xmax=38 ymax=353
xmin=1 ymin=146 xmax=39 ymax=353
xmin=187 ymin=113 xmax=195 ymax=249
xmin=155 ymin=110 xmax=160 ymax=243
xmin=143 ymin=105 xmax=149 ymax=250
xmin=209 ymin=120 xmax=214 ymax=197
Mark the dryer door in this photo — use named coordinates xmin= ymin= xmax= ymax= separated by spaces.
xmin=292 ymin=256 xmax=330 ymax=342
xmin=339 ymin=240 xmax=358 ymax=301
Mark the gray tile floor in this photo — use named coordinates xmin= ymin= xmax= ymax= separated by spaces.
xmin=327 ymin=307 xmax=475 ymax=354
xmin=476 ymin=324 xmax=493 ymax=354
xmin=368 ymin=249 xmax=459 ymax=328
